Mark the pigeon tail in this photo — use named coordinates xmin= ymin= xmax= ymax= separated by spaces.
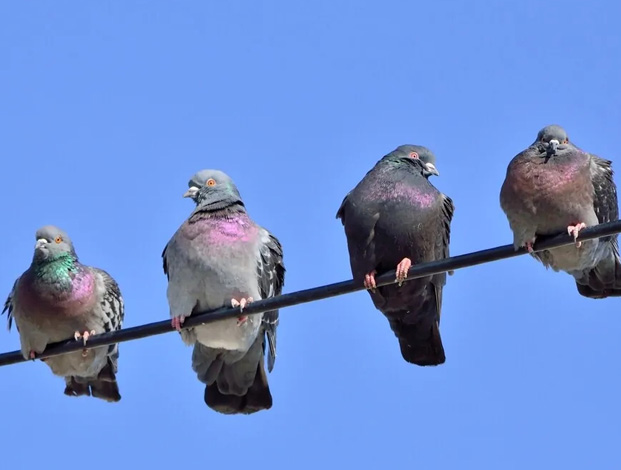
xmin=63 ymin=361 xmax=121 ymax=402
xmin=204 ymin=361 xmax=273 ymax=415
xmin=384 ymin=291 xmax=446 ymax=366
xmin=193 ymin=334 xmax=273 ymax=415
xmin=575 ymin=250 xmax=621 ymax=299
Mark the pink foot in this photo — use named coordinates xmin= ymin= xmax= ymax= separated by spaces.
xmin=396 ymin=258 xmax=412 ymax=286
xmin=74 ymin=330 xmax=96 ymax=346
xmin=567 ymin=222 xmax=587 ymax=248
xmin=171 ymin=316 xmax=186 ymax=332
xmin=28 ymin=350 xmax=36 ymax=360
xmin=231 ymin=297 xmax=254 ymax=312
xmin=522 ymin=237 xmax=537 ymax=253
xmin=364 ymin=270 xmax=377 ymax=291
xmin=231 ymin=297 xmax=253 ymax=326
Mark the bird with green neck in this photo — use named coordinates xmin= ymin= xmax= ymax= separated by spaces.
xmin=3 ymin=225 xmax=125 ymax=402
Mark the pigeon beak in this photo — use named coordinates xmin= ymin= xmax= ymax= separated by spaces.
xmin=424 ymin=162 xmax=440 ymax=176
xmin=183 ymin=186 xmax=199 ymax=198
xmin=35 ymin=238 xmax=48 ymax=250
xmin=547 ymin=139 xmax=560 ymax=156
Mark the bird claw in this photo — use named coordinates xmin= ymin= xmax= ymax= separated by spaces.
xmin=237 ymin=316 xmax=248 ymax=326
xmin=396 ymin=258 xmax=412 ymax=286
xmin=171 ymin=316 xmax=186 ymax=332
xmin=567 ymin=222 xmax=587 ymax=248
xmin=524 ymin=240 xmax=535 ymax=253
xmin=74 ymin=330 xmax=96 ymax=357
xmin=74 ymin=330 xmax=96 ymax=346
xmin=364 ymin=270 xmax=377 ymax=292
xmin=231 ymin=297 xmax=253 ymax=313
xmin=28 ymin=350 xmax=36 ymax=360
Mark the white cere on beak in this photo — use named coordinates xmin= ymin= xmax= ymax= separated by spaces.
xmin=549 ymin=139 xmax=560 ymax=146
xmin=35 ymin=238 xmax=48 ymax=249
xmin=425 ymin=162 xmax=440 ymax=176
xmin=183 ymin=186 xmax=199 ymax=198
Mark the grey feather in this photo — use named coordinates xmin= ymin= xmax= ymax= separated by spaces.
xmin=163 ymin=169 xmax=285 ymax=414
xmin=2 ymin=225 xmax=124 ymax=402
xmin=337 ymin=145 xmax=454 ymax=366
xmin=500 ymin=125 xmax=621 ymax=298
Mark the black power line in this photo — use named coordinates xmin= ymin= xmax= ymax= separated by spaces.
xmin=2 ymin=220 xmax=621 ymax=368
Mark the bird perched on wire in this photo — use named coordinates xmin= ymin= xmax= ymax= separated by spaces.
xmin=2 ymin=225 xmax=124 ymax=402
xmin=336 ymin=145 xmax=454 ymax=366
xmin=163 ymin=169 xmax=285 ymax=414
xmin=500 ymin=124 xmax=621 ymax=298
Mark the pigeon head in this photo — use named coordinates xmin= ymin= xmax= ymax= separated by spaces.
xmin=387 ymin=144 xmax=440 ymax=177
xmin=32 ymin=225 xmax=77 ymax=264
xmin=534 ymin=125 xmax=570 ymax=155
xmin=183 ymin=169 xmax=245 ymax=211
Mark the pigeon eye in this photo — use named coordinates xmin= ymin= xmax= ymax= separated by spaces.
xmin=409 ymin=152 xmax=419 ymax=159
xmin=206 ymin=179 xmax=216 ymax=187
xmin=54 ymin=236 xmax=63 ymax=244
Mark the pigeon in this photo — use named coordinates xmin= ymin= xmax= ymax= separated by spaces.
xmin=2 ymin=225 xmax=124 ymax=402
xmin=336 ymin=145 xmax=454 ymax=366
xmin=500 ymin=124 xmax=621 ymax=298
xmin=162 ymin=169 xmax=285 ymax=414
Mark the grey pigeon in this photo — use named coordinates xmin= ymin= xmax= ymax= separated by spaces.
xmin=336 ymin=145 xmax=454 ymax=366
xmin=500 ymin=124 xmax=621 ymax=298
xmin=3 ymin=225 xmax=124 ymax=402
xmin=162 ymin=169 xmax=285 ymax=414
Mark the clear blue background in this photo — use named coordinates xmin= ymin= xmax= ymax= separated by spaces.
xmin=1 ymin=1 xmax=620 ymax=468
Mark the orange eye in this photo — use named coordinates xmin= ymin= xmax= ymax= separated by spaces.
xmin=54 ymin=236 xmax=63 ymax=244
xmin=206 ymin=179 xmax=216 ymax=187
xmin=409 ymin=152 xmax=419 ymax=159
xmin=563 ymin=138 xmax=569 ymax=144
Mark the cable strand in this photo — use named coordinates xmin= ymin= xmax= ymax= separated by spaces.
xmin=1 ymin=220 xmax=621 ymax=367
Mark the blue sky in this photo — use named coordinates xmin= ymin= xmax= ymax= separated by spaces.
xmin=1 ymin=1 xmax=620 ymax=468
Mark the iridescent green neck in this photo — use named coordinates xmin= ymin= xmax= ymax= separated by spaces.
xmin=34 ymin=253 xmax=79 ymax=290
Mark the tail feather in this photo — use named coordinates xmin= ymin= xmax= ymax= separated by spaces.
xmin=204 ymin=361 xmax=272 ymax=415
xmin=63 ymin=361 xmax=121 ymax=403
xmin=388 ymin=314 xmax=445 ymax=366
xmin=384 ymin=285 xmax=445 ymax=366
xmin=575 ymin=250 xmax=621 ymax=299
xmin=192 ymin=333 xmax=273 ymax=415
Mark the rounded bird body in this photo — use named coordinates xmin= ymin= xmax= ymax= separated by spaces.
xmin=501 ymin=144 xmax=601 ymax=273
xmin=349 ymin=167 xmax=446 ymax=279
xmin=163 ymin=169 xmax=285 ymax=414
xmin=165 ymin=214 xmax=264 ymax=352
xmin=500 ymin=125 xmax=621 ymax=298
xmin=337 ymin=145 xmax=454 ymax=366
xmin=3 ymin=225 xmax=124 ymax=402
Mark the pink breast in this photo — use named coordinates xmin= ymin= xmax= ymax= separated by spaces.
xmin=390 ymin=182 xmax=435 ymax=208
xmin=19 ymin=273 xmax=96 ymax=318
xmin=206 ymin=218 xmax=258 ymax=244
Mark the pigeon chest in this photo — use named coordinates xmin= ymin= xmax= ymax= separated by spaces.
xmin=201 ymin=218 xmax=259 ymax=256
xmin=184 ymin=218 xmax=261 ymax=294
xmin=363 ymin=180 xmax=437 ymax=209
xmin=391 ymin=181 xmax=436 ymax=208
xmin=16 ymin=272 xmax=97 ymax=321
xmin=507 ymin=158 xmax=594 ymax=217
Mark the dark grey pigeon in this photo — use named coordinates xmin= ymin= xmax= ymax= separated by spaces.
xmin=3 ymin=225 xmax=124 ymax=402
xmin=336 ymin=145 xmax=454 ymax=366
xmin=162 ymin=170 xmax=285 ymax=414
xmin=500 ymin=124 xmax=621 ymax=298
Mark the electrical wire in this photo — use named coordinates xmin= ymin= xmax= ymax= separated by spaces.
xmin=1 ymin=220 xmax=621 ymax=367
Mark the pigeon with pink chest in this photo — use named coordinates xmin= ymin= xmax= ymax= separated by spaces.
xmin=163 ymin=169 xmax=285 ymax=414
xmin=337 ymin=145 xmax=454 ymax=366
xmin=500 ymin=124 xmax=621 ymax=298
xmin=3 ymin=225 xmax=124 ymax=402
